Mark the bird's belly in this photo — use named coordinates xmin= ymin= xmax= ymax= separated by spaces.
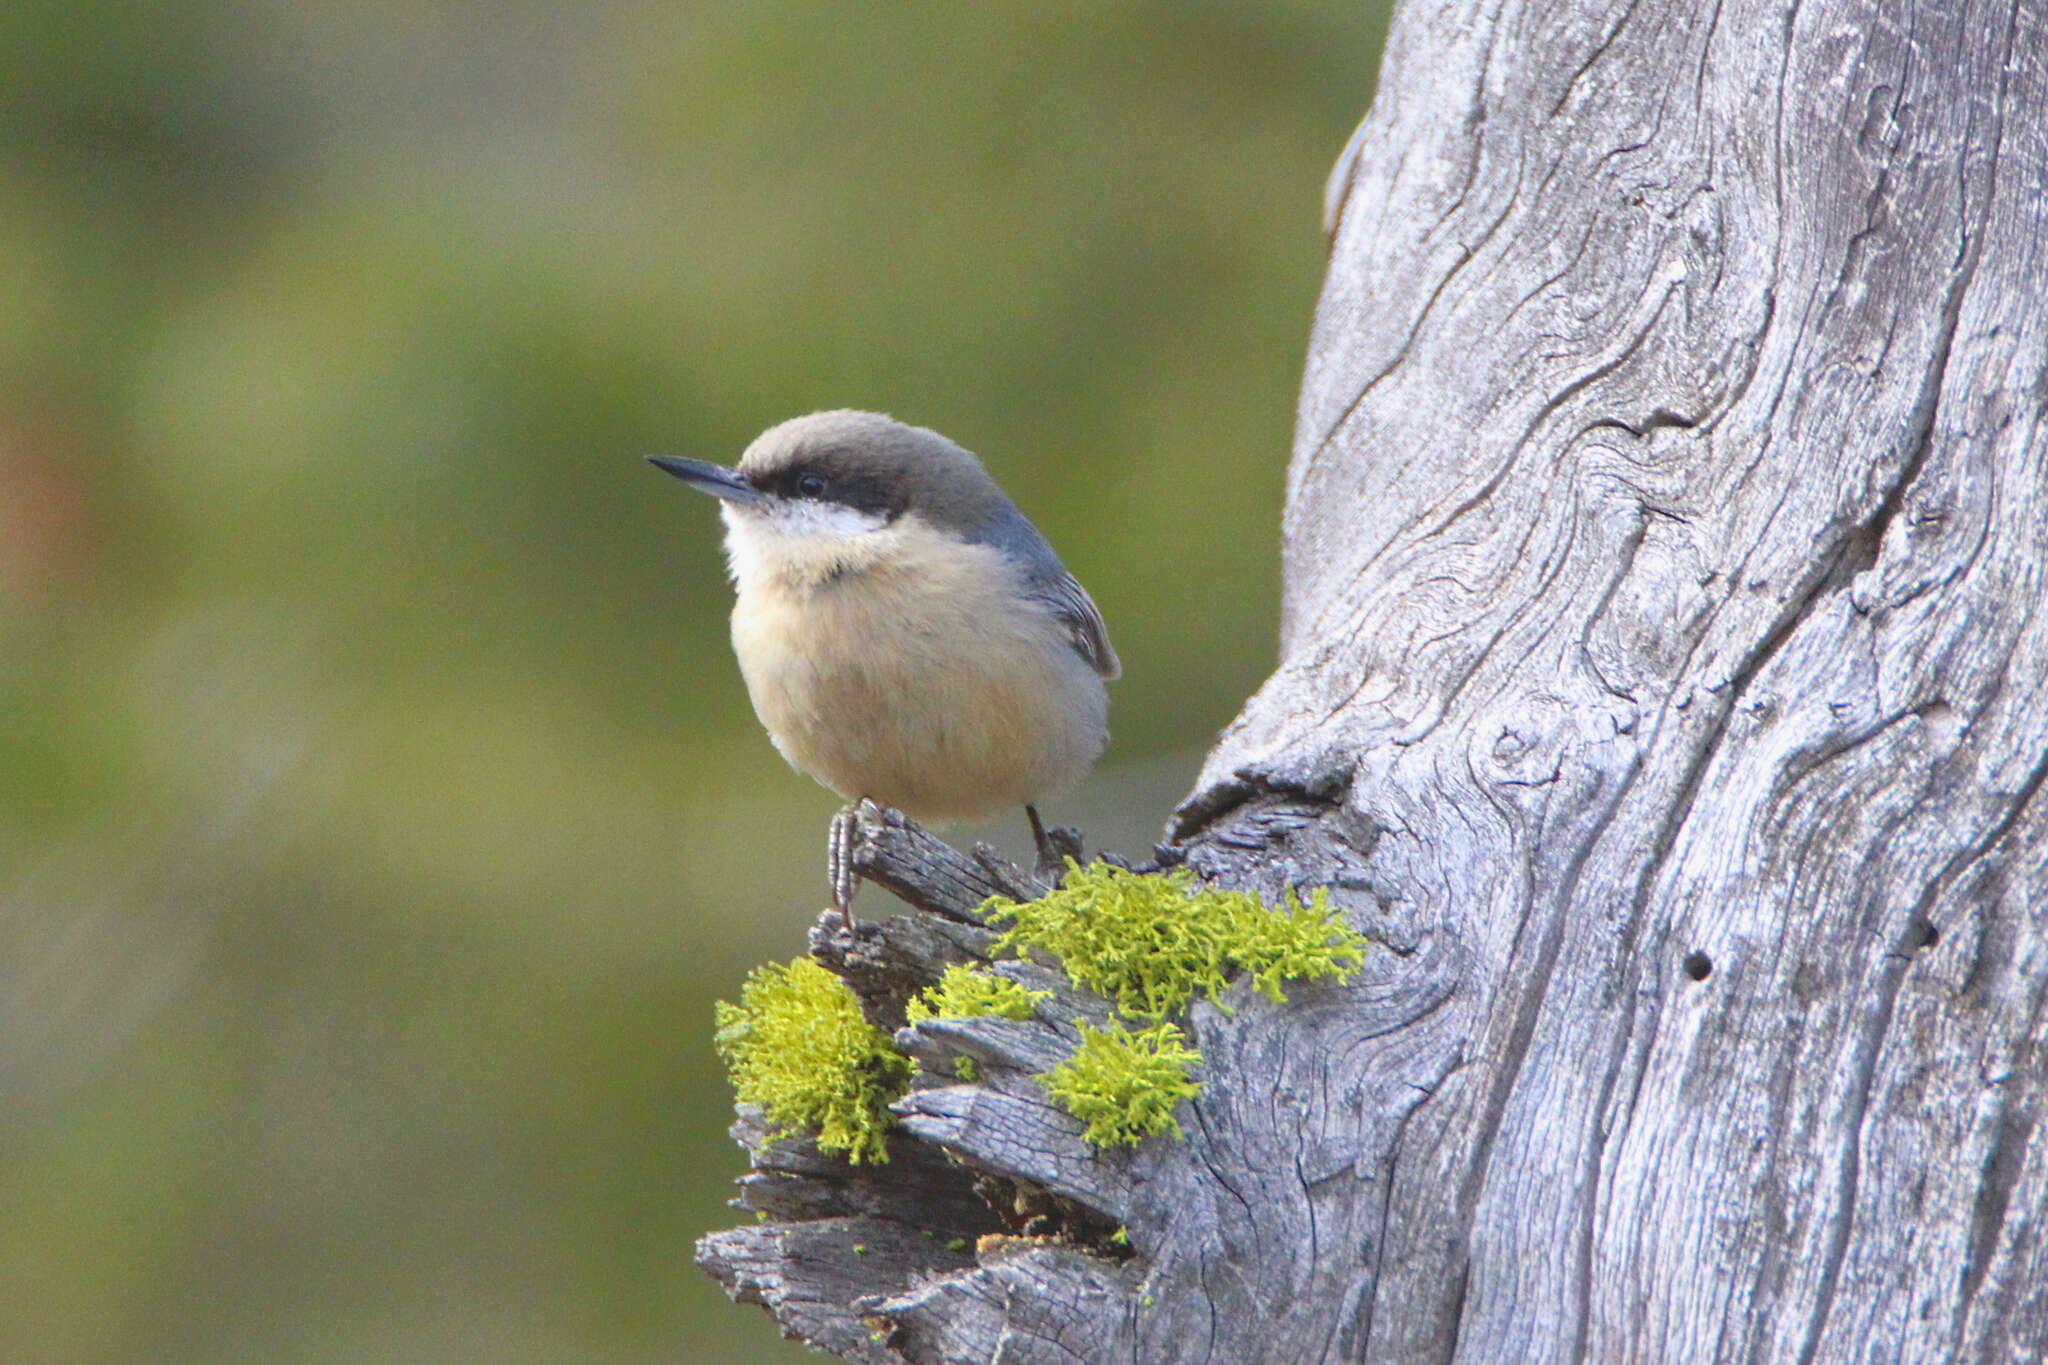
xmin=730 ymin=576 xmax=1107 ymax=823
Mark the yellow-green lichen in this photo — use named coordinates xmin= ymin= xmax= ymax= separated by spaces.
xmin=905 ymin=963 xmax=1050 ymax=1024
xmin=985 ymin=861 xmax=1366 ymax=1021
xmin=715 ymin=866 xmax=1362 ymax=1163
xmin=714 ymin=957 xmax=913 ymax=1164
xmin=1038 ymin=1020 xmax=1203 ymax=1147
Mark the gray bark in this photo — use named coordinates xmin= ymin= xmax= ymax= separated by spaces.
xmin=697 ymin=0 xmax=2048 ymax=1358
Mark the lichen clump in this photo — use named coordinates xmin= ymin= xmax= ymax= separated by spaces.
xmin=978 ymin=861 xmax=1369 ymax=1150
xmin=713 ymin=865 xmax=1369 ymax=1165
xmin=906 ymin=963 xmax=1050 ymax=1023
xmin=714 ymin=957 xmax=913 ymax=1164
xmin=1039 ymin=1020 xmax=1204 ymax=1147
xmin=985 ymin=861 xmax=1366 ymax=1020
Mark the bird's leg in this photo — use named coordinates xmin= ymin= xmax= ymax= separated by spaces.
xmin=1026 ymin=804 xmax=1068 ymax=882
xmin=828 ymin=801 xmax=862 ymax=925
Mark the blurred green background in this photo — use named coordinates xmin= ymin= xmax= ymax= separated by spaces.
xmin=0 ymin=2 xmax=1386 ymax=1360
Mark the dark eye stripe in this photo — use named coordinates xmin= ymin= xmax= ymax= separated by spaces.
xmin=756 ymin=460 xmax=903 ymax=519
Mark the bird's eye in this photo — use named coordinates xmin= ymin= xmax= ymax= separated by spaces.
xmin=796 ymin=472 xmax=829 ymax=498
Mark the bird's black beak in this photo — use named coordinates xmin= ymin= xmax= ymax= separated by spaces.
xmin=646 ymin=456 xmax=769 ymax=506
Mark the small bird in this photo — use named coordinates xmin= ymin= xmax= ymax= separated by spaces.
xmin=650 ymin=410 xmax=1118 ymax=917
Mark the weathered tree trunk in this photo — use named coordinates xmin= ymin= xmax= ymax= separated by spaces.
xmin=699 ymin=0 xmax=2048 ymax=1358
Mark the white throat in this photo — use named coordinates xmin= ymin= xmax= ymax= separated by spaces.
xmin=722 ymin=499 xmax=897 ymax=591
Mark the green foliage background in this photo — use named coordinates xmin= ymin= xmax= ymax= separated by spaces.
xmin=0 ymin=2 xmax=1386 ymax=1359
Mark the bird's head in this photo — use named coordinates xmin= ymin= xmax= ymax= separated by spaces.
xmin=650 ymin=410 xmax=1015 ymax=587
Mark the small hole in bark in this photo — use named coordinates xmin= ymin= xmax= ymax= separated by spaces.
xmin=1910 ymin=918 xmax=1941 ymax=950
xmin=1683 ymin=951 xmax=1714 ymax=981
xmin=971 ymin=1173 xmax=1133 ymax=1261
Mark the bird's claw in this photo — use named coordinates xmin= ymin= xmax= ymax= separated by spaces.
xmin=828 ymin=803 xmax=861 ymax=924
xmin=1026 ymin=804 xmax=1083 ymax=883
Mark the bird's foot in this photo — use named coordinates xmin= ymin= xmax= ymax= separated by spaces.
xmin=827 ymin=801 xmax=866 ymax=924
xmin=1025 ymin=804 xmax=1085 ymax=884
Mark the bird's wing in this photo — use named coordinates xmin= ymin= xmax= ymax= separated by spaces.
xmin=1027 ymin=569 xmax=1121 ymax=680
xmin=968 ymin=501 xmax=1120 ymax=680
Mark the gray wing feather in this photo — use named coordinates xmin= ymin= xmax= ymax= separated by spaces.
xmin=970 ymin=503 xmax=1121 ymax=680
xmin=1027 ymin=569 xmax=1120 ymax=680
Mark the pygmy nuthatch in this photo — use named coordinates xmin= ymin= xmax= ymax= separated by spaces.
xmin=650 ymin=410 xmax=1118 ymax=914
